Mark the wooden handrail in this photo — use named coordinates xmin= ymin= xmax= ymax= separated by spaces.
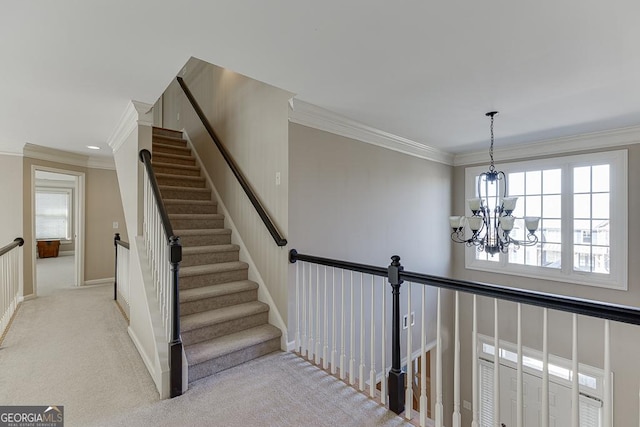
xmin=139 ymin=149 xmax=175 ymax=241
xmin=0 ymin=238 xmax=24 ymax=257
xmin=177 ymin=76 xmax=287 ymax=247
xmin=289 ymin=249 xmax=640 ymax=326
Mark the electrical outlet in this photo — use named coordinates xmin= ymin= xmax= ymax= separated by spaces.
xmin=402 ymin=313 xmax=416 ymax=329
xmin=463 ymin=400 xmax=472 ymax=410
xmin=112 ymin=222 xmax=119 ymax=229
xmin=275 ymin=172 xmax=281 ymax=186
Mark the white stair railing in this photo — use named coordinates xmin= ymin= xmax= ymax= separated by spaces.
xmin=0 ymin=238 xmax=23 ymax=340
xmin=290 ymin=249 xmax=640 ymax=427
xmin=139 ymin=148 xmax=183 ymax=398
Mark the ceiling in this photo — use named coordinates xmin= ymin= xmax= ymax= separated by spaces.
xmin=3 ymin=1 xmax=640 ymax=160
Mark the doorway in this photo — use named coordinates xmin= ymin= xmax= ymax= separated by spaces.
xmin=31 ymin=167 xmax=85 ymax=296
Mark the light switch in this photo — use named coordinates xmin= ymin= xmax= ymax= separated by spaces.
xmin=113 ymin=222 xmax=119 ymax=229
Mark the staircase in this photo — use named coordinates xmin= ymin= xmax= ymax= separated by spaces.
xmin=150 ymin=127 xmax=282 ymax=384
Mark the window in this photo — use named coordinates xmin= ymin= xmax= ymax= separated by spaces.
xmin=465 ymin=150 xmax=627 ymax=289
xmin=35 ymin=189 xmax=73 ymax=240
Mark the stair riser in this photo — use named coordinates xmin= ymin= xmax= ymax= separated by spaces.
xmin=180 ymin=268 xmax=248 ymax=290
xmin=165 ymin=204 xmax=217 ymax=215
xmin=179 ymin=234 xmax=232 ymax=246
xmin=152 ymin=129 xmax=183 ymax=139
xmin=182 ymin=311 xmax=269 ymax=346
xmin=181 ymin=250 xmax=240 ymax=267
xmin=188 ymin=338 xmax=280 ymax=383
xmin=171 ymin=218 xmax=224 ymax=229
xmin=180 ymin=289 xmax=258 ymax=316
xmin=152 ymin=165 xmax=201 ymax=177
xmin=153 ymin=154 xmax=195 ymax=166
xmin=160 ymin=188 xmax=210 ymax=200
xmin=156 ymin=176 xmax=206 ymax=188
xmin=153 ymin=144 xmax=192 ymax=156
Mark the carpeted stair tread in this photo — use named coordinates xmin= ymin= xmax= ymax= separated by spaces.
xmin=159 ymin=185 xmax=210 ymax=194
xmin=152 ymin=127 xmax=183 ymax=138
xmin=151 ymin=152 xmax=194 ymax=162
xmin=180 ymin=261 xmax=249 ymax=277
xmin=153 ymin=141 xmax=191 ymax=153
xmin=169 ymin=213 xmax=224 ymax=220
xmin=164 ymin=199 xmax=216 ymax=207
xmin=180 ymin=280 xmax=258 ymax=304
xmin=155 ymin=173 xmax=205 ymax=183
xmin=151 ymin=162 xmax=200 ymax=172
xmin=185 ymin=324 xmax=281 ymax=366
xmin=183 ymin=244 xmax=239 ymax=255
xmin=181 ymin=300 xmax=269 ymax=333
xmin=175 ymin=228 xmax=231 ymax=237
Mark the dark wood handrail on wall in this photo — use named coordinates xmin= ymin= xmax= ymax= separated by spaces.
xmin=176 ymin=76 xmax=287 ymax=247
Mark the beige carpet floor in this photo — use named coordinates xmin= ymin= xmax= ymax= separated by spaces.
xmin=36 ymin=254 xmax=75 ymax=295
xmin=0 ymin=283 xmax=411 ymax=427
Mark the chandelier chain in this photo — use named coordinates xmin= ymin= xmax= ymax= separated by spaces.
xmin=489 ymin=113 xmax=495 ymax=172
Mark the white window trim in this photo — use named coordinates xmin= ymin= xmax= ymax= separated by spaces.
xmin=464 ymin=150 xmax=628 ymax=290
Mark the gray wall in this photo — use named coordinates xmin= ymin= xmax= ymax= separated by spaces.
xmin=452 ymin=144 xmax=640 ymax=426
xmin=289 ymin=122 xmax=454 ymax=416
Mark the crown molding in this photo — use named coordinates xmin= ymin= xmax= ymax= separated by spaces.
xmin=24 ymin=143 xmax=89 ymax=167
xmin=87 ymin=156 xmax=116 ymax=170
xmin=289 ymin=99 xmax=454 ymax=165
xmin=23 ymin=143 xmax=115 ymax=170
xmin=0 ymin=150 xmax=23 ymax=157
xmin=454 ymin=125 xmax=640 ymax=166
xmin=107 ymin=100 xmax=154 ymax=153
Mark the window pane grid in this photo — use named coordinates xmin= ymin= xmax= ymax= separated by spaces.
xmin=573 ymin=165 xmax=610 ymax=274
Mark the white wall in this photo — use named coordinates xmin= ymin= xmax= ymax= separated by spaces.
xmin=0 ymin=154 xmax=23 ymax=246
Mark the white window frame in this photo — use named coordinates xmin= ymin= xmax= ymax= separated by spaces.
xmin=35 ymin=187 xmax=73 ymax=242
xmin=464 ymin=150 xmax=627 ymax=290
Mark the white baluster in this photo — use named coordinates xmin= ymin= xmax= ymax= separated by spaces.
xmin=331 ymin=267 xmax=337 ymax=375
xmin=603 ymin=319 xmax=611 ymax=427
xmin=406 ymin=281 xmax=413 ymax=420
xmin=295 ymin=261 xmax=300 ymax=353
xmin=315 ymin=264 xmax=321 ymax=365
xmin=340 ymin=269 xmax=346 ymax=380
xmin=453 ymin=291 xmax=461 ymax=427
xmin=571 ymin=313 xmax=579 ymax=427
xmin=517 ymin=303 xmax=523 ymax=427
xmin=323 ymin=266 xmax=329 ymax=370
xmin=542 ymin=308 xmax=549 ymax=427
xmin=471 ymin=295 xmax=479 ymax=427
xmin=369 ymin=275 xmax=376 ymax=398
xmin=308 ymin=263 xmax=314 ymax=360
xmin=436 ymin=288 xmax=443 ymax=427
xmin=381 ymin=276 xmax=387 ymax=406
xmin=301 ymin=262 xmax=307 ymax=356
xmin=359 ymin=273 xmax=366 ymax=391
xmin=494 ymin=299 xmax=500 ymax=427
xmin=349 ymin=271 xmax=356 ymax=385
xmin=420 ymin=285 xmax=428 ymax=427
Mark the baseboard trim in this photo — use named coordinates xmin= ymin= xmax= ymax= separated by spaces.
xmin=127 ymin=326 xmax=161 ymax=394
xmin=83 ymin=277 xmax=114 ymax=286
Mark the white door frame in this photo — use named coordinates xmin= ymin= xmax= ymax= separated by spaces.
xmin=31 ymin=165 xmax=85 ymax=295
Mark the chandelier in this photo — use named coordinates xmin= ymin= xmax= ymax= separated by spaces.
xmin=450 ymin=111 xmax=540 ymax=256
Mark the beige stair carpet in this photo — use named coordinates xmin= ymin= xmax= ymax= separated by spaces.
xmin=151 ymin=126 xmax=281 ymax=383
